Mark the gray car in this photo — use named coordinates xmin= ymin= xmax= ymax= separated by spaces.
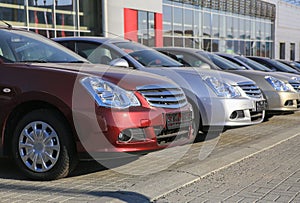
xmin=155 ymin=47 xmax=300 ymax=115
xmin=53 ymin=37 xmax=266 ymax=136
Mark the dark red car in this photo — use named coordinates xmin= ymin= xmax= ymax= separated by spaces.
xmin=0 ymin=26 xmax=194 ymax=180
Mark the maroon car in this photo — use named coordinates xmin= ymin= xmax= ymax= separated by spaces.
xmin=0 ymin=26 xmax=194 ymax=180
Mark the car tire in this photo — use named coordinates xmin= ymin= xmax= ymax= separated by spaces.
xmin=11 ymin=109 xmax=76 ymax=180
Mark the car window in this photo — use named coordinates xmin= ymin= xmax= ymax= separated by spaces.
xmin=200 ymin=52 xmax=244 ymax=70
xmin=270 ymin=60 xmax=299 ymax=73
xmin=0 ymin=29 xmax=86 ymax=63
xmin=75 ymin=42 xmax=122 ymax=65
xmin=236 ymin=56 xmax=272 ymax=72
xmin=113 ymin=42 xmax=183 ymax=67
xmin=166 ymin=51 xmax=207 ymax=68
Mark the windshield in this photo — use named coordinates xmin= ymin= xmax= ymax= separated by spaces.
xmin=270 ymin=59 xmax=299 ymax=73
xmin=0 ymin=29 xmax=88 ymax=63
xmin=198 ymin=51 xmax=244 ymax=70
xmin=113 ymin=42 xmax=183 ymax=67
xmin=236 ymin=56 xmax=273 ymax=72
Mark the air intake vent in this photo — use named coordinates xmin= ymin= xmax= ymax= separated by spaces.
xmin=289 ymin=81 xmax=300 ymax=92
xmin=238 ymin=82 xmax=263 ymax=98
xmin=137 ymin=84 xmax=188 ymax=109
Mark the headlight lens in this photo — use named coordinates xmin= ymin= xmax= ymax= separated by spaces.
xmin=265 ymin=76 xmax=290 ymax=92
xmin=81 ymin=77 xmax=140 ymax=108
xmin=291 ymin=76 xmax=300 ymax=81
xmin=201 ymin=75 xmax=241 ymax=98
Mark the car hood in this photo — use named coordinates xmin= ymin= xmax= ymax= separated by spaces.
xmin=26 ymin=63 xmax=175 ymax=91
xmin=163 ymin=67 xmax=255 ymax=85
xmin=225 ymin=69 xmax=294 ymax=83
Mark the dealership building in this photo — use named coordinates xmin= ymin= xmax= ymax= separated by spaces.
xmin=1 ymin=0 xmax=300 ymax=60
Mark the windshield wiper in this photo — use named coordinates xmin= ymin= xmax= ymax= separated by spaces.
xmin=19 ymin=60 xmax=47 ymax=63
xmin=68 ymin=60 xmax=87 ymax=63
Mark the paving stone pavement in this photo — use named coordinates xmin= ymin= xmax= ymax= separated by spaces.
xmin=0 ymin=112 xmax=299 ymax=203
xmin=155 ymin=131 xmax=300 ymax=203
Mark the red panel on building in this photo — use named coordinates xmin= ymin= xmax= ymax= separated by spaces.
xmin=124 ymin=8 xmax=138 ymax=42
xmin=155 ymin=13 xmax=163 ymax=47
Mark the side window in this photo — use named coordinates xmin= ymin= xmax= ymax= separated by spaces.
xmin=224 ymin=57 xmax=242 ymax=66
xmin=172 ymin=51 xmax=205 ymax=67
xmin=0 ymin=36 xmax=16 ymax=62
xmin=75 ymin=42 xmax=122 ymax=65
xmin=59 ymin=41 xmax=75 ymax=52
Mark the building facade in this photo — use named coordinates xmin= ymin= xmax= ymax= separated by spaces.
xmin=1 ymin=0 xmax=300 ymax=60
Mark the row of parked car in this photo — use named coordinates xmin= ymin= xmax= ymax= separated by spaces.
xmin=0 ymin=25 xmax=299 ymax=180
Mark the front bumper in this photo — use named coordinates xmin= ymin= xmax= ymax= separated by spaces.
xmin=263 ymin=91 xmax=300 ymax=112
xmin=200 ymin=97 xmax=266 ymax=128
xmin=73 ymin=105 xmax=194 ymax=156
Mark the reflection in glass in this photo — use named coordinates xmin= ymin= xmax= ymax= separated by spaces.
xmin=203 ymin=39 xmax=211 ymax=52
xmin=226 ymin=16 xmax=233 ymax=38
xmin=203 ymin=12 xmax=211 ymax=37
xmin=184 ymin=9 xmax=193 ymax=36
xmin=212 ymin=14 xmax=219 ymax=38
xmin=174 ymin=7 xmax=183 ymax=36
xmin=163 ymin=5 xmax=172 ymax=36
xmin=174 ymin=37 xmax=183 ymax=47
xmin=212 ymin=40 xmax=219 ymax=52
xmin=239 ymin=18 xmax=245 ymax=39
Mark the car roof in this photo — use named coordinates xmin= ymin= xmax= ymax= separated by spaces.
xmin=53 ymin=36 xmax=129 ymax=44
xmin=155 ymin=47 xmax=202 ymax=53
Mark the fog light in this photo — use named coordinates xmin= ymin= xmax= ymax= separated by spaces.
xmin=284 ymin=100 xmax=294 ymax=106
xmin=118 ymin=128 xmax=146 ymax=143
xmin=230 ymin=110 xmax=245 ymax=119
xmin=118 ymin=130 xmax=133 ymax=142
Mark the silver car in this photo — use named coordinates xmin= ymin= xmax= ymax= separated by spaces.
xmin=53 ymin=37 xmax=266 ymax=136
xmin=155 ymin=47 xmax=299 ymax=115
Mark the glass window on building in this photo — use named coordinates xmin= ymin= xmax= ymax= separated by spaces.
xmin=290 ymin=43 xmax=295 ymax=61
xmin=0 ymin=0 xmax=24 ymax=23
xmin=184 ymin=8 xmax=193 ymax=36
xmin=194 ymin=9 xmax=200 ymax=37
xmin=280 ymin=43 xmax=286 ymax=60
xmin=232 ymin=16 xmax=239 ymax=39
xmin=138 ymin=11 xmax=155 ymax=47
xmin=239 ymin=18 xmax=245 ymax=39
xmin=265 ymin=42 xmax=272 ymax=58
xmin=174 ymin=6 xmax=183 ymax=36
xmin=203 ymin=39 xmax=211 ymax=52
xmin=162 ymin=0 xmax=275 ymax=57
xmin=245 ymin=19 xmax=251 ymax=39
xmin=163 ymin=4 xmax=172 ymax=36
xmin=212 ymin=39 xmax=219 ymax=52
xmin=0 ymin=0 xmax=100 ymax=38
xmin=203 ymin=12 xmax=211 ymax=37
xmin=226 ymin=15 xmax=233 ymax=38
xmin=212 ymin=13 xmax=219 ymax=38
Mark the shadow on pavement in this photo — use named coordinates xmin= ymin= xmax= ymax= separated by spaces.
xmin=0 ymin=158 xmax=25 ymax=180
xmin=0 ymin=178 xmax=151 ymax=202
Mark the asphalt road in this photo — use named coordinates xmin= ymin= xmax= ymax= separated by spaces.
xmin=0 ymin=111 xmax=300 ymax=202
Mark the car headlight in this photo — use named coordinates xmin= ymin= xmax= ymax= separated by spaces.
xmin=291 ymin=76 xmax=300 ymax=81
xmin=201 ymin=75 xmax=241 ymax=98
xmin=81 ymin=76 xmax=140 ymax=108
xmin=265 ymin=76 xmax=291 ymax=92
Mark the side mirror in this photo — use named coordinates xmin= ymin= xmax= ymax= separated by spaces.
xmin=200 ymin=63 xmax=211 ymax=69
xmin=109 ymin=58 xmax=129 ymax=68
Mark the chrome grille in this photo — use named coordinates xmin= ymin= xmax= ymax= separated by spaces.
xmin=289 ymin=81 xmax=300 ymax=92
xmin=137 ymin=84 xmax=188 ymax=108
xmin=238 ymin=82 xmax=263 ymax=98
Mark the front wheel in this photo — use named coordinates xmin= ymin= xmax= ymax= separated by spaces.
xmin=11 ymin=109 xmax=76 ymax=180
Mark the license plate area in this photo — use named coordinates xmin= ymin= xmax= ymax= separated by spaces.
xmin=255 ymin=100 xmax=267 ymax=112
xmin=166 ymin=111 xmax=192 ymax=130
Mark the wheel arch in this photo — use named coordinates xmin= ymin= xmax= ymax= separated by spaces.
xmin=3 ymin=99 xmax=76 ymax=157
